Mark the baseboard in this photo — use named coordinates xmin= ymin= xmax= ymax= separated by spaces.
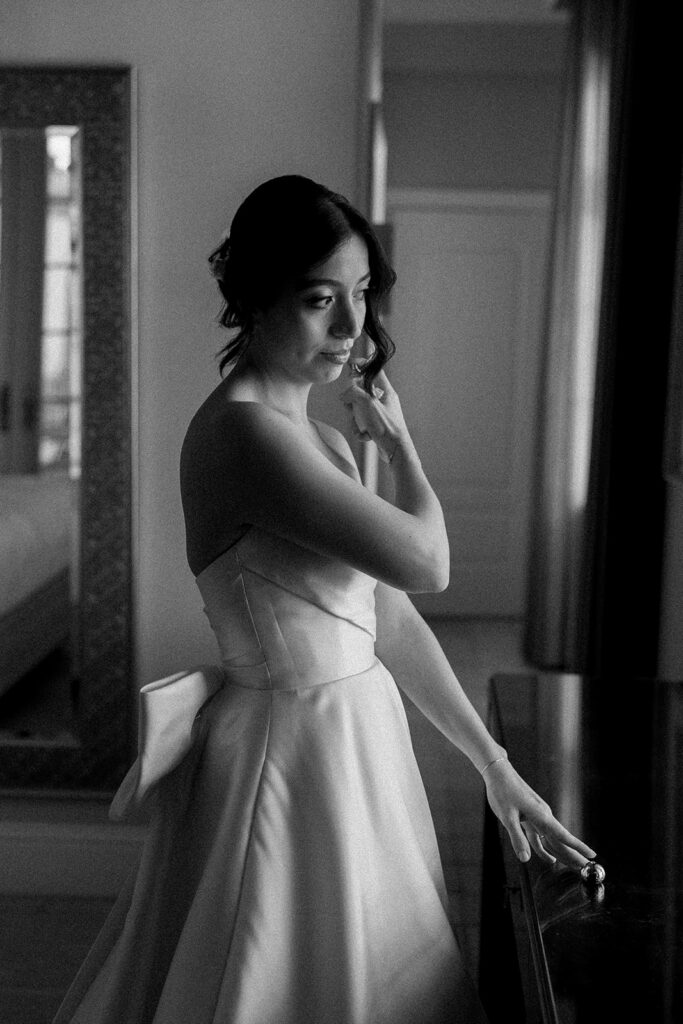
xmin=0 ymin=820 xmax=146 ymax=896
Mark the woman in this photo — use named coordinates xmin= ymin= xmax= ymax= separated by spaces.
xmin=54 ymin=176 xmax=594 ymax=1024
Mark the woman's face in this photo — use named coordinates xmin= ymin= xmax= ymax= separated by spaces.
xmin=251 ymin=233 xmax=370 ymax=385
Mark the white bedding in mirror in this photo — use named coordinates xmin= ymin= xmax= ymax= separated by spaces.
xmin=0 ymin=473 xmax=75 ymax=615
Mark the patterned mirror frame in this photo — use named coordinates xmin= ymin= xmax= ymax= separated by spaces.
xmin=0 ymin=67 xmax=133 ymax=790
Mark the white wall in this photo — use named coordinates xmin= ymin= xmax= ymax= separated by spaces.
xmin=0 ymin=0 xmax=360 ymax=685
xmin=383 ymin=20 xmax=567 ymax=191
xmin=384 ymin=70 xmax=564 ymax=191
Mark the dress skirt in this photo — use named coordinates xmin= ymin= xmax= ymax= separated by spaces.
xmin=53 ymin=660 xmax=485 ymax=1024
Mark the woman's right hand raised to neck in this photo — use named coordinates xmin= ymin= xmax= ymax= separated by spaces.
xmin=339 ymin=368 xmax=449 ymax=582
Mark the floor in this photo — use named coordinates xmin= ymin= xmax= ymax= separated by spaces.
xmin=0 ymin=894 xmax=113 ymax=1023
xmin=0 ymin=618 xmax=529 ymax=1023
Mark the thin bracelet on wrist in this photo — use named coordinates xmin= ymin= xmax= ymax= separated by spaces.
xmin=479 ymin=754 xmax=508 ymax=777
xmin=387 ymin=437 xmax=414 ymax=466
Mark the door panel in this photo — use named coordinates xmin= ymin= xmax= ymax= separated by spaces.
xmin=386 ymin=191 xmax=551 ymax=616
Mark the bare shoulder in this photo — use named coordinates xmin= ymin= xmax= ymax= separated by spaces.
xmin=182 ymin=398 xmax=288 ymax=472
xmin=214 ymin=398 xmax=297 ymax=436
xmin=180 ymin=399 xmax=296 ymax=573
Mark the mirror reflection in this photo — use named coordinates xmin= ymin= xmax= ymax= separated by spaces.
xmin=0 ymin=126 xmax=82 ymax=746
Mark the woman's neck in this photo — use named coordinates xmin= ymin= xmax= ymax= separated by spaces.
xmin=224 ymin=356 xmax=312 ymax=426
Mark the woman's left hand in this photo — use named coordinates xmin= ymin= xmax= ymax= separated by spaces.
xmin=483 ymin=758 xmax=596 ymax=868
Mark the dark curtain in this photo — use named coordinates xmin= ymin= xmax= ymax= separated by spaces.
xmin=526 ymin=0 xmax=683 ymax=676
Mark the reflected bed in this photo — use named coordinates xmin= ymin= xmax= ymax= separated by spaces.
xmin=0 ymin=473 xmax=75 ymax=695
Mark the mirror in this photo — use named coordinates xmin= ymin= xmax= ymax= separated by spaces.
xmin=0 ymin=126 xmax=82 ymax=745
xmin=0 ymin=67 xmax=133 ymax=791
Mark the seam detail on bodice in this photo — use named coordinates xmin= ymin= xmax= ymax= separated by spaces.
xmin=219 ymin=659 xmax=380 ymax=694
xmin=233 ymin=550 xmax=272 ymax=684
xmin=212 ymin=689 xmax=273 ymax=1017
xmin=236 ymin=561 xmax=376 ymax=639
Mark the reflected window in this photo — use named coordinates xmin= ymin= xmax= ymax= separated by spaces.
xmin=0 ymin=127 xmax=82 ymax=477
xmin=40 ymin=128 xmax=82 ymax=476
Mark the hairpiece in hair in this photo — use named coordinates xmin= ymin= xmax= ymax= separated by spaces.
xmin=209 ymin=235 xmax=231 ymax=280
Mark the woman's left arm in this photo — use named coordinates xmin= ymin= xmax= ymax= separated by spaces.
xmin=374 ymin=583 xmax=596 ymax=868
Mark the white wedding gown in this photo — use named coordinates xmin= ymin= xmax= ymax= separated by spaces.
xmin=53 ymin=521 xmax=486 ymax=1023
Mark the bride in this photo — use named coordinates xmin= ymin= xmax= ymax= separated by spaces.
xmin=54 ymin=175 xmax=594 ymax=1024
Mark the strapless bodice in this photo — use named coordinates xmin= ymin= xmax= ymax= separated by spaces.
xmin=195 ymin=528 xmax=377 ymax=691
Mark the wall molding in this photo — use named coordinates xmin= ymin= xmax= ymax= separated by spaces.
xmin=388 ymin=187 xmax=552 ymax=212
xmin=384 ymin=1 xmax=568 ymax=25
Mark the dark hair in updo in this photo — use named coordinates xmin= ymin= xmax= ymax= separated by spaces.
xmin=208 ymin=175 xmax=396 ymax=392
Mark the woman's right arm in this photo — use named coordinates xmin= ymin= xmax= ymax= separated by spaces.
xmin=339 ymin=368 xmax=450 ymax=588
xmin=208 ymin=388 xmax=448 ymax=593
xmin=341 ymin=368 xmax=449 ymax=558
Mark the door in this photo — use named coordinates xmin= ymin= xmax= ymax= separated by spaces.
xmin=386 ymin=190 xmax=551 ymax=616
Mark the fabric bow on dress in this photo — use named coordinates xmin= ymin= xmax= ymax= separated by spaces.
xmin=109 ymin=665 xmax=225 ymax=822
